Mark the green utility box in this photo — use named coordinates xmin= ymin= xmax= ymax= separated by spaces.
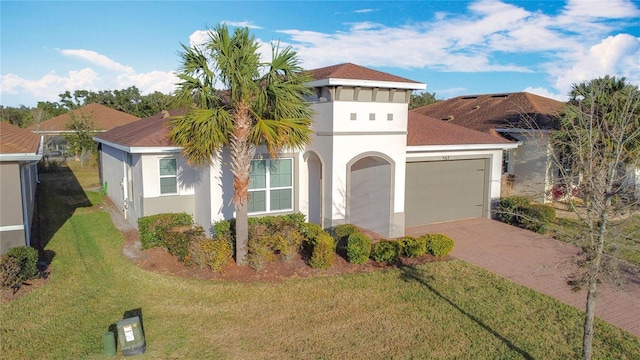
xmin=117 ymin=316 xmax=146 ymax=356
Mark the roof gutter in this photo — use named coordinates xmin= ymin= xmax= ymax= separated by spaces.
xmin=94 ymin=137 xmax=181 ymax=154
xmin=407 ymin=142 xmax=520 ymax=153
xmin=0 ymin=153 xmax=43 ymax=162
xmin=307 ymin=78 xmax=426 ymax=90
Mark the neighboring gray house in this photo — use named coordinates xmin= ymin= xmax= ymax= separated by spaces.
xmin=413 ymin=92 xmax=565 ymax=202
xmin=0 ymin=122 xmax=42 ymax=254
xmin=94 ymin=63 xmax=516 ymax=237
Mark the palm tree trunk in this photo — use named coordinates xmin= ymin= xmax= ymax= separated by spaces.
xmin=230 ymin=103 xmax=254 ymax=266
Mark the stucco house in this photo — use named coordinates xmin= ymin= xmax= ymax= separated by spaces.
xmin=412 ymin=92 xmax=565 ymax=202
xmin=94 ymin=63 xmax=517 ymax=237
xmin=0 ymin=122 xmax=43 ymax=254
xmin=29 ymin=103 xmax=139 ymax=155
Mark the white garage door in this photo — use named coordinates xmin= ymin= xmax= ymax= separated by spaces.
xmin=405 ymin=159 xmax=487 ymax=226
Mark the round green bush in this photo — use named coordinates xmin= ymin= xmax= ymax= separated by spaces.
xmin=333 ymin=224 xmax=359 ymax=240
xmin=6 ymin=246 xmax=39 ymax=281
xmin=309 ymin=232 xmax=336 ymax=269
xmin=401 ymin=236 xmax=427 ymax=258
xmin=425 ymin=234 xmax=455 ymax=257
xmin=371 ymin=240 xmax=401 ymax=263
xmin=346 ymin=232 xmax=371 ymax=264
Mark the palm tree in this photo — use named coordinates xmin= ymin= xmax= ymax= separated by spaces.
xmin=169 ymin=24 xmax=313 ymax=265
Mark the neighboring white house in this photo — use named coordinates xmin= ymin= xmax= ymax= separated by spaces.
xmin=94 ymin=63 xmax=517 ymax=238
xmin=0 ymin=122 xmax=43 ymax=254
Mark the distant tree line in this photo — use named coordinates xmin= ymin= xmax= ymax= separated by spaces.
xmin=0 ymin=86 xmax=174 ymax=128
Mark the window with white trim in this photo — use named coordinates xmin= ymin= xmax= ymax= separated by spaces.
xmin=248 ymin=158 xmax=293 ymax=213
xmin=159 ymin=158 xmax=178 ymax=195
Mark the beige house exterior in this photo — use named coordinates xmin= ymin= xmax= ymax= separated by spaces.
xmin=0 ymin=122 xmax=42 ymax=254
xmin=95 ymin=64 xmax=516 ymax=237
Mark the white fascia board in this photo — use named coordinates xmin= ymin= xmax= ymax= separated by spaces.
xmin=94 ymin=138 xmax=181 ymax=154
xmin=0 ymin=153 xmax=43 ymax=162
xmin=307 ymin=78 xmax=426 ymax=90
xmin=407 ymin=142 xmax=520 ymax=153
xmin=495 ymin=128 xmax=553 ymax=134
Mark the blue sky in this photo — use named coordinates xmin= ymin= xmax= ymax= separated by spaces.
xmin=2 ymin=0 xmax=639 ymax=107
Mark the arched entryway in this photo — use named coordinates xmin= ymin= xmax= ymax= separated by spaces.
xmin=305 ymin=151 xmax=323 ymax=226
xmin=347 ymin=154 xmax=393 ymax=236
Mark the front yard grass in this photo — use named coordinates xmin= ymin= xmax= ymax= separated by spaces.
xmin=1 ymin=164 xmax=639 ymax=359
xmin=549 ymin=213 xmax=640 ymax=267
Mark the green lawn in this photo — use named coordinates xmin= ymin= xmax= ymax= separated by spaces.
xmin=549 ymin=212 xmax=640 ymax=266
xmin=1 ymin=163 xmax=639 ymax=359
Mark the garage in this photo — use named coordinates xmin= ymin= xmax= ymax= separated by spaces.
xmin=405 ymin=158 xmax=488 ymax=226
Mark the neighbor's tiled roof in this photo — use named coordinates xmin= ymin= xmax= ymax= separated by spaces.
xmin=94 ymin=109 xmax=187 ymax=148
xmin=412 ymin=92 xmax=565 ymax=133
xmin=307 ymin=63 xmax=421 ymax=84
xmin=407 ymin=112 xmax=512 ymax=146
xmin=29 ymin=103 xmax=140 ymax=132
xmin=0 ymin=122 xmax=41 ymax=154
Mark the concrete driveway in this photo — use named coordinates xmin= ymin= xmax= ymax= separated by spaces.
xmin=406 ymin=217 xmax=640 ymax=338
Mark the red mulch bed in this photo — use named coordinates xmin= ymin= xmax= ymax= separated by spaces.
xmin=126 ymin=227 xmax=447 ymax=283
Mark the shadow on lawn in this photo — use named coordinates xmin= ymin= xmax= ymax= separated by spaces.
xmin=399 ymin=265 xmax=534 ymax=360
xmin=31 ymin=164 xmax=93 ymax=252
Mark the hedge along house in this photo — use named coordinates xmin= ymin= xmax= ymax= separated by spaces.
xmin=0 ymin=122 xmax=43 ymax=254
xmin=94 ymin=63 xmax=516 ymax=237
xmin=412 ymin=92 xmax=565 ymax=202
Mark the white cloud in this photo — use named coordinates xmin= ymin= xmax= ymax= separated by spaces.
xmin=553 ymin=34 xmax=640 ymax=93
xmin=189 ymin=30 xmax=210 ymax=49
xmin=222 ymin=20 xmax=262 ymax=29
xmin=117 ymin=71 xmax=179 ymax=95
xmin=522 ymin=86 xmax=568 ymax=102
xmin=277 ymin=0 xmax=638 ymax=96
xmin=562 ymin=0 xmax=640 ymax=19
xmin=1 ymin=48 xmax=179 ymax=105
xmin=1 ymin=68 xmax=100 ymax=102
xmin=354 ymin=9 xmax=376 ymax=14
xmin=60 ymin=49 xmax=134 ymax=74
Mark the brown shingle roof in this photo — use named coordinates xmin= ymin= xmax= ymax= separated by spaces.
xmin=94 ymin=109 xmax=187 ymax=148
xmin=307 ymin=63 xmax=421 ymax=84
xmin=0 ymin=122 xmax=41 ymax=154
xmin=412 ymin=92 xmax=565 ymax=133
xmin=29 ymin=103 xmax=140 ymax=132
xmin=407 ymin=112 xmax=512 ymax=146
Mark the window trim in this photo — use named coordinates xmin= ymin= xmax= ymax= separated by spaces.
xmin=248 ymin=157 xmax=294 ymax=215
xmin=158 ymin=157 xmax=178 ymax=195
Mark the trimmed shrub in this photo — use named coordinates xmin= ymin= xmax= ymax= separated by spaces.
xmin=401 ymin=236 xmax=427 ymax=258
xmin=333 ymin=224 xmax=359 ymax=240
xmin=346 ymin=232 xmax=371 ymax=264
xmin=6 ymin=246 xmax=38 ymax=282
xmin=521 ymin=204 xmax=556 ymax=234
xmin=138 ymin=213 xmax=193 ymax=249
xmin=271 ymin=225 xmax=304 ymax=263
xmin=371 ymin=240 xmax=401 ymax=263
xmin=159 ymin=225 xmax=205 ymax=263
xmin=497 ymin=196 xmax=531 ymax=225
xmin=497 ymin=196 xmax=556 ymax=234
xmin=309 ymin=232 xmax=336 ymax=269
xmin=213 ymin=220 xmax=232 ymax=240
xmin=247 ymin=233 xmax=276 ymax=271
xmin=0 ymin=255 xmax=21 ymax=287
xmin=425 ymin=234 xmax=455 ymax=257
xmin=189 ymin=238 xmax=232 ymax=272
xmin=300 ymin=222 xmax=324 ymax=243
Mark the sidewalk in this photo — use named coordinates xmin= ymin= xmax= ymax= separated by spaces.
xmin=406 ymin=218 xmax=640 ymax=338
